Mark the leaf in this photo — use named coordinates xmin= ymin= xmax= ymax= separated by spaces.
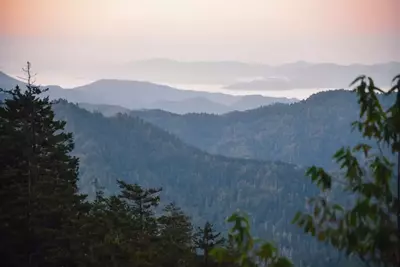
xmin=256 ymin=242 xmax=276 ymax=259
xmin=317 ymin=232 xmax=326 ymax=241
xmin=333 ymin=147 xmax=346 ymax=159
xmin=350 ymin=75 xmax=366 ymax=87
xmin=352 ymin=143 xmax=371 ymax=157
xmin=332 ymin=204 xmax=344 ymax=212
xmin=272 ymin=257 xmax=294 ymax=267
xmin=349 ymin=212 xmax=357 ymax=227
xmin=292 ymin=211 xmax=302 ymax=224
xmin=209 ymin=247 xmax=229 ymax=262
xmin=391 ymin=74 xmax=400 ymax=84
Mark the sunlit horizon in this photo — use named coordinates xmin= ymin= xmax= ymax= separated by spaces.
xmin=1 ymin=0 xmax=399 ymax=71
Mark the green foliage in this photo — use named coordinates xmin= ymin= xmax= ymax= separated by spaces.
xmin=210 ymin=212 xmax=292 ymax=267
xmin=293 ymin=74 xmax=400 ymax=266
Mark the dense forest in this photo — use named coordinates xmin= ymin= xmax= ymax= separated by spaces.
xmin=131 ymin=90 xmax=395 ymax=169
xmin=54 ymin=100 xmax=347 ymax=266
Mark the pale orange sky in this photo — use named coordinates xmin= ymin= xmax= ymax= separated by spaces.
xmin=0 ymin=0 xmax=399 ymax=71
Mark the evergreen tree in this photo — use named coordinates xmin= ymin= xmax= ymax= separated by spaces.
xmin=117 ymin=180 xmax=161 ymax=231
xmin=118 ymin=180 xmax=162 ymax=266
xmin=194 ymin=221 xmax=225 ymax=266
xmin=158 ymin=202 xmax=195 ymax=266
xmin=84 ymin=193 xmax=135 ymax=267
xmin=0 ymin=62 xmax=85 ymax=267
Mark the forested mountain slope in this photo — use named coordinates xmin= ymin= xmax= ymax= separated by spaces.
xmin=131 ymin=90 xmax=395 ymax=169
xmin=54 ymin=100 xmax=309 ymax=222
xmin=53 ymin=101 xmax=346 ymax=266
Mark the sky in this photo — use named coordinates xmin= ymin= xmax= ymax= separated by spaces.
xmin=0 ymin=0 xmax=399 ymax=74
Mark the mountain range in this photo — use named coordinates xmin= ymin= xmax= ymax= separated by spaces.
xmin=0 ymin=71 xmax=297 ymax=114
xmin=131 ymin=90 xmax=396 ymax=169
xmin=53 ymin=100 xmax=345 ymax=267
xmin=116 ymin=59 xmax=400 ymax=88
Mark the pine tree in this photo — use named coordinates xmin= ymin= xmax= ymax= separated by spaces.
xmin=158 ymin=202 xmax=194 ymax=266
xmin=194 ymin=221 xmax=225 ymax=266
xmin=85 ymin=193 xmax=134 ymax=267
xmin=117 ymin=179 xmax=162 ymax=232
xmin=117 ymin=180 xmax=162 ymax=266
xmin=0 ymin=63 xmax=84 ymax=267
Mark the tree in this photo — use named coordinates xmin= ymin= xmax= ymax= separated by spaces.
xmin=194 ymin=221 xmax=226 ymax=266
xmin=117 ymin=180 xmax=161 ymax=232
xmin=81 ymin=191 xmax=137 ymax=267
xmin=158 ymin=202 xmax=195 ymax=266
xmin=0 ymin=62 xmax=85 ymax=266
xmin=210 ymin=212 xmax=292 ymax=267
xmin=77 ymin=182 xmax=164 ymax=267
xmin=293 ymin=74 xmax=400 ymax=266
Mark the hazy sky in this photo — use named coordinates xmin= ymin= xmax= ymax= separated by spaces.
xmin=1 ymin=0 xmax=399 ymax=72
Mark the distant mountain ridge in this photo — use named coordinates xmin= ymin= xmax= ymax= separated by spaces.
xmin=120 ymin=59 xmax=400 ymax=87
xmin=76 ymin=103 xmax=131 ymax=117
xmin=131 ymin=89 xmax=397 ymax=169
xmin=0 ymin=71 xmax=297 ymax=114
xmin=224 ymin=78 xmax=294 ymax=91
